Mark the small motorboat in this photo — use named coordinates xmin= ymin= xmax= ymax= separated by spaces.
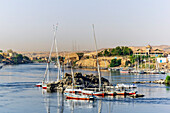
xmin=115 ymin=84 xmax=137 ymax=89
xmin=82 ymin=90 xmax=105 ymax=97
xmin=160 ymin=71 xmax=166 ymax=74
xmin=64 ymin=85 xmax=84 ymax=94
xmin=125 ymin=90 xmax=137 ymax=95
xmin=93 ymin=91 xmax=105 ymax=97
xmin=115 ymin=90 xmax=126 ymax=95
xmin=115 ymin=89 xmax=137 ymax=95
xmin=42 ymin=83 xmax=47 ymax=89
xmin=35 ymin=83 xmax=42 ymax=87
xmin=65 ymin=93 xmax=95 ymax=100
xmin=120 ymin=70 xmax=129 ymax=74
xmin=64 ymin=88 xmax=82 ymax=94
xmin=105 ymin=91 xmax=117 ymax=96
xmin=139 ymin=70 xmax=146 ymax=74
xmin=129 ymin=94 xmax=145 ymax=98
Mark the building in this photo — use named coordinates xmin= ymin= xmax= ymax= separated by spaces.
xmin=134 ymin=45 xmax=165 ymax=57
xmin=156 ymin=58 xmax=167 ymax=63
xmin=168 ymin=55 xmax=170 ymax=62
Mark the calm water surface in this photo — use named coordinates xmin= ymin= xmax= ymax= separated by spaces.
xmin=0 ymin=63 xmax=170 ymax=113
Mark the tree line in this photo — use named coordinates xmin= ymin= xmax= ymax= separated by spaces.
xmin=98 ymin=46 xmax=133 ymax=57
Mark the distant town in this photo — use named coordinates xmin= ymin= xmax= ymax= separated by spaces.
xmin=1 ymin=45 xmax=170 ymax=71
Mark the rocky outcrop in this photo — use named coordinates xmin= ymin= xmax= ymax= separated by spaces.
xmin=47 ymin=72 xmax=111 ymax=92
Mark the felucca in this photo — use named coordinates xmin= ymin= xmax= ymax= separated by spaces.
xmin=65 ymin=65 xmax=94 ymax=100
xmin=64 ymin=65 xmax=84 ymax=94
xmin=81 ymin=24 xmax=105 ymax=97
xmin=36 ymin=25 xmax=60 ymax=89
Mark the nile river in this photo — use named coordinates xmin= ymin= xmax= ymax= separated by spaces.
xmin=0 ymin=63 xmax=170 ymax=113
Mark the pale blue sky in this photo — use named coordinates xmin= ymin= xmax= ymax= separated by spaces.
xmin=0 ymin=0 xmax=170 ymax=52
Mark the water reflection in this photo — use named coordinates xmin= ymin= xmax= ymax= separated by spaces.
xmin=42 ymin=90 xmax=50 ymax=113
xmin=65 ymin=99 xmax=96 ymax=109
xmin=57 ymin=92 xmax=64 ymax=113
xmin=42 ymin=90 xmax=65 ymax=113
xmin=42 ymin=92 xmax=98 ymax=113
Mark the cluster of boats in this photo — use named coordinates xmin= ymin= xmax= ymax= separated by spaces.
xmin=63 ymin=83 xmax=138 ymax=100
xmin=119 ymin=69 xmax=166 ymax=74
xmin=36 ymin=24 xmax=143 ymax=101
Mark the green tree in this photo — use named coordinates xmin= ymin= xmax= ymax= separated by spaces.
xmin=23 ymin=56 xmax=30 ymax=61
xmin=111 ymin=48 xmax=116 ymax=56
xmin=98 ymin=51 xmax=103 ymax=57
xmin=165 ymin=76 xmax=170 ymax=84
xmin=104 ymin=49 xmax=110 ymax=56
xmin=121 ymin=46 xmax=133 ymax=55
xmin=12 ymin=54 xmax=23 ymax=64
xmin=0 ymin=54 xmax=4 ymax=59
xmin=125 ymin=60 xmax=131 ymax=66
xmin=115 ymin=46 xmax=122 ymax=55
xmin=110 ymin=59 xmax=121 ymax=67
xmin=76 ymin=53 xmax=84 ymax=60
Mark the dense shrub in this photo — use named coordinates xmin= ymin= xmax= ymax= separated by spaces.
xmin=99 ymin=46 xmax=133 ymax=57
xmin=110 ymin=59 xmax=121 ymax=67
xmin=166 ymin=76 xmax=170 ymax=81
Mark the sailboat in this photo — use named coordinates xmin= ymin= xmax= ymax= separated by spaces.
xmin=115 ymin=85 xmax=137 ymax=95
xmin=36 ymin=25 xmax=60 ymax=89
xmin=36 ymin=38 xmax=53 ymax=88
xmin=65 ymin=65 xmax=94 ymax=100
xmin=105 ymin=71 xmax=117 ymax=96
xmin=64 ymin=66 xmax=84 ymax=94
xmin=64 ymin=53 xmax=84 ymax=94
xmin=81 ymin=24 xmax=105 ymax=97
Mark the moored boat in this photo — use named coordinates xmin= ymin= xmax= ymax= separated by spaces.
xmin=65 ymin=93 xmax=94 ymax=100
xmin=105 ymin=91 xmax=117 ymax=96
xmin=120 ymin=70 xmax=129 ymax=74
xmin=139 ymin=70 xmax=146 ymax=74
xmin=129 ymin=94 xmax=145 ymax=98
xmin=36 ymin=82 xmax=42 ymax=87
xmin=115 ymin=89 xmax=137 ymax=95
xmin=125 ymin=90 xmax=137 ymax=95
xmin=64 ymin=88 xmax=82 ymax=94
xmin=115 ymin=84 xmax=137 ymax=89
xmin=115 ymin=90 xmax=126 ymax=95
xmin=93 ymin=91 xmax=105 ymax=96
xmin=81 ymin=90 xmax=105 ymax=97
xmin=42 ymin=85 xmax=47 ymax=89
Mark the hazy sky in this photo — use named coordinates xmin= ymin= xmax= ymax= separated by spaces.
xmin=0 ymin=0 xmax=170 ymax=52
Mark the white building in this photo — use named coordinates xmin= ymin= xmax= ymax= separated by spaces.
xmin=156 ymin=58 xmax=167 ymax=63
xmin=168 ymin=55 xmax=170 ymax=62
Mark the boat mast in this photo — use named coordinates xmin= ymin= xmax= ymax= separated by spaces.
xmin=135 ymin=54 xmax=137 ymax=73
xmin=71 ymin=65 xmax=74 ymax=91
xmin=43 ymin=29 xmax=55 ymax=83
xmin=92 ymin=24 xmax=101 ymax=91
xmin=54 ymin=25 xmax=62 ymax=81
xmin=62 ymin=52 xmax=66 ymax=77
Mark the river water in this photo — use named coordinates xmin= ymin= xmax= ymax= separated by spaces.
xmin=0 ymin=63 xmax=170 ymax=113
